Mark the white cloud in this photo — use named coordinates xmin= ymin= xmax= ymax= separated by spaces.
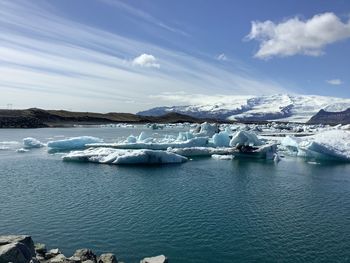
xmin=216 ymin=53 xmax=227 ymax=61
xmin=132 ymin=53 xmax=160 ymax=68
xmin=327 ymin=79 xmax=343 ymax=85
xmin=246 ymin=12 xmax=350 ymax=59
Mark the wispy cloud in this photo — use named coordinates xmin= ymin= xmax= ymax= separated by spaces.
xmin=246 ymin=12 xmax=350 ymax=59
xmin=216 ymin=53 xmax=228 ymax=61
xmin=326 ymin=79 xmax=343 ymax=85
xmin=0 ymin=0 xmax=286 ymax=112
xmin=99 ymin=0 xmax=189 ymax=37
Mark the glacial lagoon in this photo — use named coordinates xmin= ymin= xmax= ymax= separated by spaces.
xmin=1 ymin=126 xmax=350 ymax=262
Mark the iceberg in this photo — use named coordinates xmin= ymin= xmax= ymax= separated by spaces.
xmin=87 ymin=137 xmax=209 ymax=150
xmin=168 ymin=147 xmax=235 ymax=157
xmin=63 ymin=148 xmax=187 ymax=165
xmin=47 ymin=136 xmax=103 ymax=150
xmin=193 ymin=122 xmax=219 ymax=137
xmin=297 ymin=130 xmax=350 ymax=161
xmin=212 ymin=131 xmax=230 ymax=147
xmin=229 ymin=131 xmax=264 ymax=147
xmin=23 ymin=137 xmax=45 ymax=149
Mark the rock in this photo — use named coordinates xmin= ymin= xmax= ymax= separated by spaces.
xmin=68 ymin=256 xmax=81 ymax=262
xmin=45 ymin=248 xmax=61 ymax=259
xmin=140 ymin=255 xmax=168 ymax=263
xmin=0 ymin=242 xmax=33 ymax=263
xmin=0 ymin=235 xmax=36 ymax=257
xmin=98 ymin=253 xmax=118 ymax=263
xmin=30 ymin=257 xmax=40 ymax=263
xmin=82 ymin=261 xmax=95 ymax=263
xmin=49 ymin=253 xmax=66 ymax=263
xmin=35 ymin=243 xmax=47 ymax=255
xmin=73 ymin=249 xmax=97 ymax=262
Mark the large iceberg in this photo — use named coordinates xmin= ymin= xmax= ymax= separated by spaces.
xmin=297 ymin=130 xmax=350 ymax=161
xmin=23 ymin=137 xmax=45 ymax=149
xmin=63 ymin=148 xmax=187 ymax=165
xmin=280 ymin=130 xmax=350 ymax=161
xmin=87 ymin=137 xmax=209 ymax=150
xmin=212 ymin=131 xmax=230 ymax=147
xmin=47 ymin=136 xmax=103 ymax=150
xmin=229 ymin=131 xmax=264 ymax=147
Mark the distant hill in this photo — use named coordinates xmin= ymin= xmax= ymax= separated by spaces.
xmin=308 ymin=108 xmax=350 ymax=125
xmin=0 ymin=108 xmax=211 ymax=128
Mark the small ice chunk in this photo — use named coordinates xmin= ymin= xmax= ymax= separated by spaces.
xmin=47 ymin=136 xmax=103 ymax=150
xmin=16 ymin=148 xmax=29 ymax=153
xmin=211 ymin=154 xmax=234 ymax=160
xmin=23 ymin=137 xmax=44 ymax=149
xmin=126 ymin=135 xmax=137 ymax=143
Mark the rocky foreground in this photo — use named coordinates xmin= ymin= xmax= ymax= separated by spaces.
xmin=0 ymin=235 xmax=167 ymax=263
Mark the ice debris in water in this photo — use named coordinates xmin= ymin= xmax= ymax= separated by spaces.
xmin=23 ymin=137 xmax=45 ymax=149
xmin=47 ymin=136 xmax=103 ymax=150
xmin=63 ymin=148 xmax=187 ymax=164
xmin=211 ymin=154 xmax=234 ymax=160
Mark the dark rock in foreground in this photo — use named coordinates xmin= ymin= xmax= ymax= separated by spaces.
xmin=0 ymin=235 xmax=167 ymax=263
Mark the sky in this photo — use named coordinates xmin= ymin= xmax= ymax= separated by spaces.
xmin=1 ymin=0 xmax=350 ymax=113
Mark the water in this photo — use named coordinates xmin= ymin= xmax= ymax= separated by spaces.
xmin=1 ymin=127 xmax=350 ymax=262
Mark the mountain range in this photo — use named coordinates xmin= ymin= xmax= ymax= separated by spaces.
xmin=138 ymin=94 xmax=350 ymax=123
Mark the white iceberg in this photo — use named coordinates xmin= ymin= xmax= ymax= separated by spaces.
xmin=23 ymin=137 xmax=45 ymax=149
xmin=193 ymin=122 xmax=219 ymax=137
xmin=63 ymin=148 xmax=187 ymax=165
xmin=47 ymin=136 xmax=103 ymax=150
xmin=87 ymin=137 xmax=209 ymax=150
xmin=212 ymin=131 xmax=230 ymax=147
xmin=229 ymin=131 xmax=264 ymax=147
xmin=297 ymin=130 xmax=350 ymax=161
xmin=168 ymin=147 xmax=235 ymax=157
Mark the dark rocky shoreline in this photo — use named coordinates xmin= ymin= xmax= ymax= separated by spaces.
xmin=0 ymin=235 xmax=167 ymax=263
xmin=0 ymin=108 xmax=213 ymax=128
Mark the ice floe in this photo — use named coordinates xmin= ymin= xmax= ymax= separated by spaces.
xmin=211 ymin=154 xmax=234 ymax=160
xmin=47 ymin=136 xmax=103 ymax=150
xmin=23 ymin=137 xmax=45 ymax=149
xmin=63 ymin=148 xmax=187 ymax=165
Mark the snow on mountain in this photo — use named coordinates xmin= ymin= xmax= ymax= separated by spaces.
xmin=138 ymin=94 xmax=350 ymax=122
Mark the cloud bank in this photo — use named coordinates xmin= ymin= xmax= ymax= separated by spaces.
xmin=247 ymin=12 xmax=350 ymax=59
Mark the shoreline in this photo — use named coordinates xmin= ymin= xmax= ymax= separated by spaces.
xmin=0 ymin=235 xmax=168 ymax=263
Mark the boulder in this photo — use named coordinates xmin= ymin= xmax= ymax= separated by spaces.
xmin=0 ymin=235 xmax=35 ymax=257
xmin=73 ymin=249 xmax=97 ymax=262
xmin=46 ymin=248 xmax=61 ymax=259
xmin=0 ymin=242 xmax=33 ymax=263
xmin=98 ymin=253 xmax=118 ymax=263
xmin=49 ymin=253 xmax=66 ymax=263
xmin=34 ymin=243 xmax=47 ymax=255
xmin=140 ymin=255 xmax=168 ymax=263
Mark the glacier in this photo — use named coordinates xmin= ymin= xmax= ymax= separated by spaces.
xmin=138 ymin=94 xmax=350 ymax=123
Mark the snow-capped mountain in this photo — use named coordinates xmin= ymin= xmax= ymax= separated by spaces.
xmin=138 ymin=94 xmax=350 ymax=122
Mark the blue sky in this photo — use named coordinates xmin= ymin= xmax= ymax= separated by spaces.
xmin=1 ymin=0 xmax=350 ymax=112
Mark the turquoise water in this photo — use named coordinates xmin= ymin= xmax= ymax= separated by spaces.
xmin=1 ymin=127 xmax=350 ymax=262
